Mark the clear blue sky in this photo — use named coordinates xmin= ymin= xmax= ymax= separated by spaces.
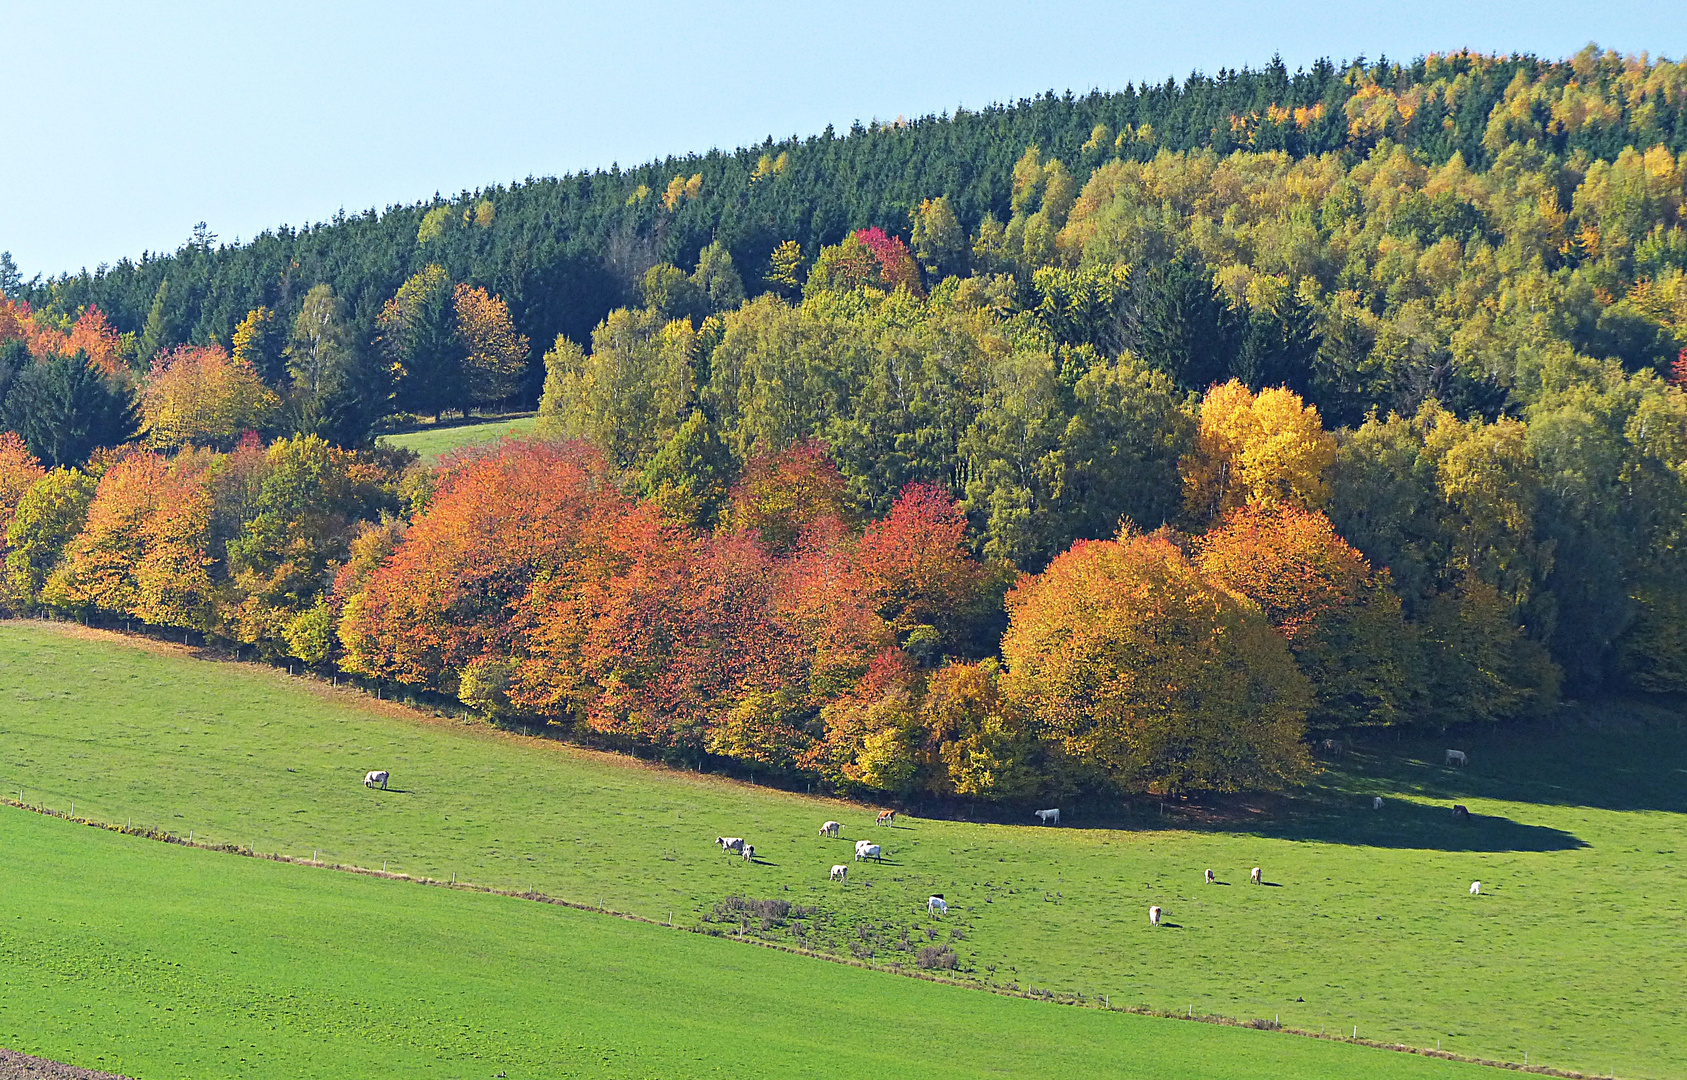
xmin=3 ymin=0 xmax=1682 ymax=279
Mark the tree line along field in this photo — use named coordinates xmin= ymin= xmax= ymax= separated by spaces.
xmin=2 ymin=624 xmax=1684 ymax=1077
xmin=0 ymin=810 xmax=1505 ymax=1080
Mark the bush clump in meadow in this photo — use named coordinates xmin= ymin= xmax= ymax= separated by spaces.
xmin=916 ymin=944 xmax=959 ymax=970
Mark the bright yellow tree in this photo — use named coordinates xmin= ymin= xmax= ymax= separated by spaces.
xmin=453 ymin=283 xmax=530 ymax=406
xmin=1181 ymin=380 xmax=1337 ymax=525
xmin=141 ymin=345 xmax=279 ymax=450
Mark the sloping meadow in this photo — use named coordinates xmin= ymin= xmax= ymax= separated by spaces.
xmin=2 ymin=622 xmax=1684 ymax=1077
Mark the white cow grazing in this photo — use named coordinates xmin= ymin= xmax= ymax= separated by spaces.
xmin=1148 ymin=905 xmax=1161 ymax=927
xmin=717 ymin=837 xmax=746 ymax=854
xmin=928 ymin=895 xmax=947 ymax=916
xmin=854 ymin=841 xmax=882 ymax=862
xmin=1445 ymin=749 xmax=1469 ymax=767
xmin=741 ymin=844 xmax=755 ymax=862
xmin=1372 ymin=796 xmax=1384 ymax=810
xmin=1250 ymin=866 xmax=1261 ymax=885
xmin=1204 ymin=868 xmax=1215 ymax=884
xmin=830 ymin=864 xmax=848 ymax=882
xmin=1469 ymin=880 xmax=1481 ymax=896
xmin=364 ymin=770 xmax=389 ymax=789
xmin=819 ymin=820 xmax=842 ymax=838
xmin=1034 ymin=808 xmax=1060 ymax=825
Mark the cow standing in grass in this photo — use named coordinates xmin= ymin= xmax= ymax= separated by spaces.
xmin=1148 ymin=905 xmax=1161 ymax=926
xmin=855 ymin=840 xmax=881 ymax=862
xmin=717 ymin=837 xmax=745 ymax=854
xmin=819 ymin=821 xmax=842 ymax=838
xmin=830 ymin=865 xmax=848 ymax=882
xmin=364 ymin=770 xmax=389 ymax=789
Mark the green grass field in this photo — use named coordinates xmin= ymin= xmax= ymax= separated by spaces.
xmin=2 ymin=622 xmax=1683 ymax=1077
xmin=377 ymin=415 xmax=537 ymax=461
xmin=0 ymin=808 xmax=1496 ymax=1080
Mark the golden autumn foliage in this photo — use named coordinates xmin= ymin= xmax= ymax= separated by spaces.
xmin=453 ymin=282 xmax=530 ymax=405
xmin=920 ymin=659 xmax=1050 ymax=802
xmin=662 ymin=173 xmax=703 ymax=211
xmin=722 ymin=439 xmax=853 ymax=552
xmin=141 ymin=345 xmax=280 ymax=450
xmin=44 ymin=451 xmax=216 ymax=630
xmin=230 ymin=306 xmax=286 ymax=380
xmin=1001 ymin=530 xmax=1313 ymax=795
xmin=4 ymin=467 xmax=98 ymax=608
xmin=1196 ymin=507 xmax=1411 ymax=728
xmin=1182 ymin=380 xmax=1337 ymax=526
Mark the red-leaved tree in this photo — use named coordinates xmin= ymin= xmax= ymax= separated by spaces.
xmin=853 ymin=227 xmax=923 ymax=294
xmin=854 ymin=481 xmax=992 ymax=660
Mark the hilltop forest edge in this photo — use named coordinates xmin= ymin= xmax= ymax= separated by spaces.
xmin=1 ymin=47 xmax=1686 ymax=805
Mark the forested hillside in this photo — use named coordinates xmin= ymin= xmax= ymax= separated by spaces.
xmin=12 ymin=47 xmax=1687 ymax=378
xmin=1 ymin=46 xmax=1685 ymax=804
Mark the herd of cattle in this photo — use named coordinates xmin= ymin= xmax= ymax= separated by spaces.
xmin=358 ymin=746 xmax=1484 ymax=923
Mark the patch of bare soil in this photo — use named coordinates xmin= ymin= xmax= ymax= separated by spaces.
xmin=0 ymin=1049 xmax=132 ymax=1080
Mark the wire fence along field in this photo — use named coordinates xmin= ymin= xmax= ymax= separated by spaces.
xmin=2 ymin=623 xmax=1684 ymax=1078
xmin=2 ymin=805 xmax=1522 ymax=1080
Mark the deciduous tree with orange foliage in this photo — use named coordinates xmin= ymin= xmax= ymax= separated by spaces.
xmin=336 ymin=439 xmax=629 ymax=688
xmin=514 ymin=516 xmax=805 ymax=756
xmin=0 ymin=302 xmax=125 ymax=376
xmin=130 ymin=454 xmax=216 ymax=631
xmin=1001 ymin=529 xmax=1313 ymax=796
xmin=1196 ymin=506 xmax=1411 ymax=728
xmin=44 ymin=450 xmax=217 ymax=632
xmin=854 ymin=481 xmax=999 ymax=662
xmin=0 ymin=433 xmax=44 ymax=545
xmin=43 ymin=451 xmax=170 ymax=617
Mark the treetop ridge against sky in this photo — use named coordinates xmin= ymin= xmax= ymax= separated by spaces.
xmin=3 ymin=0 xmax=1683 ymax=276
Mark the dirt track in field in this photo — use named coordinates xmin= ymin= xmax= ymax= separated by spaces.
xmin=0 ymin=1050 xmax=131 ymax=1080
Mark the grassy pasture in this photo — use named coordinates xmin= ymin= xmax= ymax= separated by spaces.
xmin=377 ymin=415 xmax=537 ymax=461
xmin=0 ymin=809 xmax=1496 ymax=1080
xmin=2 ymin=623 xmax=1683 ymax=1077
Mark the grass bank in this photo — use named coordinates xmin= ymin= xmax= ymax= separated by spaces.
xmin=377 ymin=414 xmax=537 ymax=461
